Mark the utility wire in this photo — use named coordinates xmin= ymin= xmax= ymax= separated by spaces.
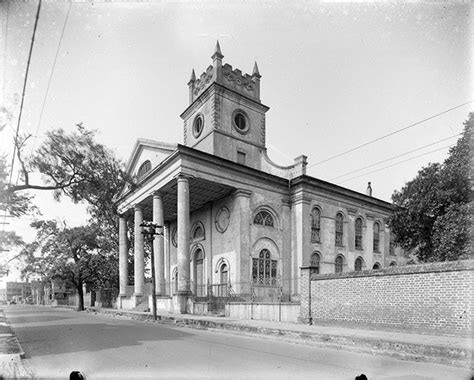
xmin=30 ymin=1 xmax=72 ymax=154
xmin=8 ymin=0 xmax=42 ymax=187
xmin=308 ymin=101 xmax=472 ymax=169
xmin=3 ymin=0 xmax=41 ymax=235
xmin=329 ymin=133 xmax=462 ymax=181
xmin=337 ymin=143 xmax=454 ymax=184
xmin=2 ymin=1 xmax=9 ymax=104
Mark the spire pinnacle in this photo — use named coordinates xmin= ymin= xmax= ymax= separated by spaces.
xmin=190 ymin=69 xmax=196 ymax=82
xmin=252 ymin=61 xmax=261 ymax=78
xmin=212 ymin=40 xmax=224 ymax=60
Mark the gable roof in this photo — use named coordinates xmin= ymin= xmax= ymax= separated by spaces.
xmin=126 ymin=138 xmax=177 ymax=175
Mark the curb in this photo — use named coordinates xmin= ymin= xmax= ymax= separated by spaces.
xmin=86 ymin=307 xmax=473 ymax=369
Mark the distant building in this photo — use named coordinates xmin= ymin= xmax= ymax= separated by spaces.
xmin=116 ymin=42 xmax=408 ymax=314
xmin=6 ymin=281 xmax=31 ymax=302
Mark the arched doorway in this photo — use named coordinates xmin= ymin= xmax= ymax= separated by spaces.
xmin=219 ymin=263 xmax=228 ymax=296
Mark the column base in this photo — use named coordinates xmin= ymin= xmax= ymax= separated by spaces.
xmin=172 ymin=291 xmax=191 ymax=314
xmin=132 ymin=293 xmax=143 ymax=307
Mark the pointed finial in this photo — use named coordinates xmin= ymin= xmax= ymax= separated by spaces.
xmin=252 ymin=61 xmax=261 ymax=78
xmin=212 ymin=40 xmax=224 ymax=60
xmin=190 ymin=69 xmax=196 ymax=82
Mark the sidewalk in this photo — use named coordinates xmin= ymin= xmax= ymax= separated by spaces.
xmin=86 ymin=306 xmax=473 ymax=369
xmin=0 ymin=309 xmax=33 ymax=379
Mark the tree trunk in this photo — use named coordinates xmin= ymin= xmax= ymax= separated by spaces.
xmin=77 ymin=281 xmax=84 ymax=311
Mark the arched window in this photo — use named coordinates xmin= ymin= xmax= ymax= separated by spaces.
xmin=310 ymin=252 xmax=320 ymax=275
xmin=137 ymin=160 xmax=151 ymax=180
xmin=354 ymin=257 xmax=363 ymax=271
xmin=311 ymin=208 xmax=321 ymax=243
xmin=335 ymin=213 xmax=344 ymax=246
xmin=373 ymin=222 xmax=380 ymax=252
xmin=335 ymin=255 xmax=344 ymax=273
xmin=194 ymin=249 xmax=204 ymax=296
xmin=191 ymin=222 xmax=205 ymax=241
xmin=219 ymin=263 xmax=229 ymax=296
xmin=355 ymin=218 xmax=363 ymax=250
xmin=372 ymin=262 xmax=381 ymax=270
xmin=254 ymin=210 xmax=274 ymax=227
xmin=252 ymin=249 xmax=277 ymax=285
xmin=389 ymin=261 xmax=397 ymax=267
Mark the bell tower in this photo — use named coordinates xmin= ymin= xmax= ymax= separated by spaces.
xmin=180 ymin=41 xmax=270 ymax=170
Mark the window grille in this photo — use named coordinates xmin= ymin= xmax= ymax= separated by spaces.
xmin=254 ymin=210 xmax=274 ymax=227
xmin=335 ymin=255 xmax=343 ymax=273
xmin=311 ymin=208 xmax=321 ymax=243
xmin=373 ymin=222 xmax=380 ymax=252
xmin=335 ymin=213 xmax=343 ymax=246
xmin=310 ymin=252 xmax=320 ymax=275
xmin=355 ymin=218 xmax=363 ymax=250
xmin=252 ymin=249 xmax=277 ymax=285
xmin=355 ymin=257 xmax=363 ymax=271
xmin=137 ymin=160 xmax=151 ymax=180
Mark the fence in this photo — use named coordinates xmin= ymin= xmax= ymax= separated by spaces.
xmin=300 ymin=260 xmax=474 ymax=333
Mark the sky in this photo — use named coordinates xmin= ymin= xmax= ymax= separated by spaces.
xmin=0 ymin=1 xmax=472 ymax=280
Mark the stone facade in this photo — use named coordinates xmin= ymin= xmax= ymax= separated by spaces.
xmin=116 ymin=42 xmax=407 ymax=314
xmin=300 ymin=260 xmax=474 ymax=333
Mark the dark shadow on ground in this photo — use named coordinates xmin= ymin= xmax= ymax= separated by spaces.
xmin=12 ymin=319 xmax=193 ymax=358
xmin=8 ymin=315 xmax=77 ymax=324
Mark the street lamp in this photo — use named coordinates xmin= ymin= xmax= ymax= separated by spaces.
xmin=140 ymin=221 xmax=163 ymax=321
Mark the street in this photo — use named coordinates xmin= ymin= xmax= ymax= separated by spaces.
xmin=3 ymin=305 xmax=470 ymax=380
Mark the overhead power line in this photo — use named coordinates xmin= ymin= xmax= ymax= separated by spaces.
xmin=30 ymin=1 xmax=72 ymax=154
xmin=3 ymin=0 xmax=41 ymax=234
xmin=8 ymin=0 xmax=42 ymax=187
xmin=308 ymin=101 xmax=472 ymax=169
xmin=329 ymin=133 xmax=462 ymax=181
xmin=337 ymin=143 xmax=454 ymax=184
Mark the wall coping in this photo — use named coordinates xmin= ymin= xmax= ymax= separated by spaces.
xmin=302 ymin=260 xmax=474 ymax=281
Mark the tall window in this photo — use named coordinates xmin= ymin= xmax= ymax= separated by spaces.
xmin=194 ymin=249 xmax=204 ymax=296
xmin=373 ymin=222 xmax=380 ymax=252
xmin=355 ymin=218 xmax=363 ymax=250
xmin=254 ymin=210 xmax=274 ymax=227
xmin=310 ymin=252 xmax=320 ymax=275
xmin=137 ymin=160 xmax=151 ymax=180
xmin=354 ymin=257 xmax=363 ymax=271
xmin=311 ymin=208 xmax=321 ymax=243
xmin=252 ymin=249 xmax=277 ymax=285
xmin=335 ymin=255 xmax=343 ymax=273
xmin=335 ymin=213 xmax=344 ymax=246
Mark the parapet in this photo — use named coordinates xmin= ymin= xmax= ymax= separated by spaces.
xmin=187 ymin=41 xmax=261 ymax=104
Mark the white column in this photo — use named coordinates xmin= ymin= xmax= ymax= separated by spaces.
xmin=134 ymin=205 xmax=144 ymax=296
xmin=153 ymin=192 xmax=165 ymax=295
xmin=119 ymin=216 xmax=128 ymax=296
xmin=177 ymin=175 xmax=190 ymax=293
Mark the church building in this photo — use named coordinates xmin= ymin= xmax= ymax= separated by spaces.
xmin=116 ymin=42 xmax=407 ymax=314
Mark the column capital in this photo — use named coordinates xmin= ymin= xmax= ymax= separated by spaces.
xmin=233 ymin=188 xmax=252 ymax=198
xmin=152 ymin=190 xmax=163 ymax=199
xmin=174 ymin=173 xmax=194 ymax=182
xmin=134 ymin=204 xmax=143 ymax=211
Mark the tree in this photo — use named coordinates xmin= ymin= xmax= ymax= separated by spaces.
xmin=21 ymin=221 xmax=118 ymax=311
xmin=1 ymin=125 xmax=130 ymax=293
xmin=389 ymin=113 xmax=472 ymax=262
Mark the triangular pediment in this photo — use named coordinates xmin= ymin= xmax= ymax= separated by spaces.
xmin=126 ymin=138 xmax=177 ymax=179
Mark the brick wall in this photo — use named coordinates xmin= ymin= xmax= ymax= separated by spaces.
xmin=300 ymin=260 xmax=474 ymax=333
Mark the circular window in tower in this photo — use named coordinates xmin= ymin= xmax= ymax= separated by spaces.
xmin=232 ymin=110 xmax=249 ymax=134
xmin=193 ymin=114 xmax=204 ymax=138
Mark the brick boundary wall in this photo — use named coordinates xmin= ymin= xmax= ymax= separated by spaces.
xmin=299 ymin=260 xmax=474 ymax=333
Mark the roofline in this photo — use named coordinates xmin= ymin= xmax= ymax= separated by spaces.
xmin=290 ymin=175 xmax=395 ymax=211
xmin=115 ymin=144 xmax=289 ymax=205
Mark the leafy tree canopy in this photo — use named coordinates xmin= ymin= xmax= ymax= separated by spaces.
xmin=21 ymin=220 xmax=119 ymax=310
xmin=389 ymin=113 xmax=472 ymax=262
